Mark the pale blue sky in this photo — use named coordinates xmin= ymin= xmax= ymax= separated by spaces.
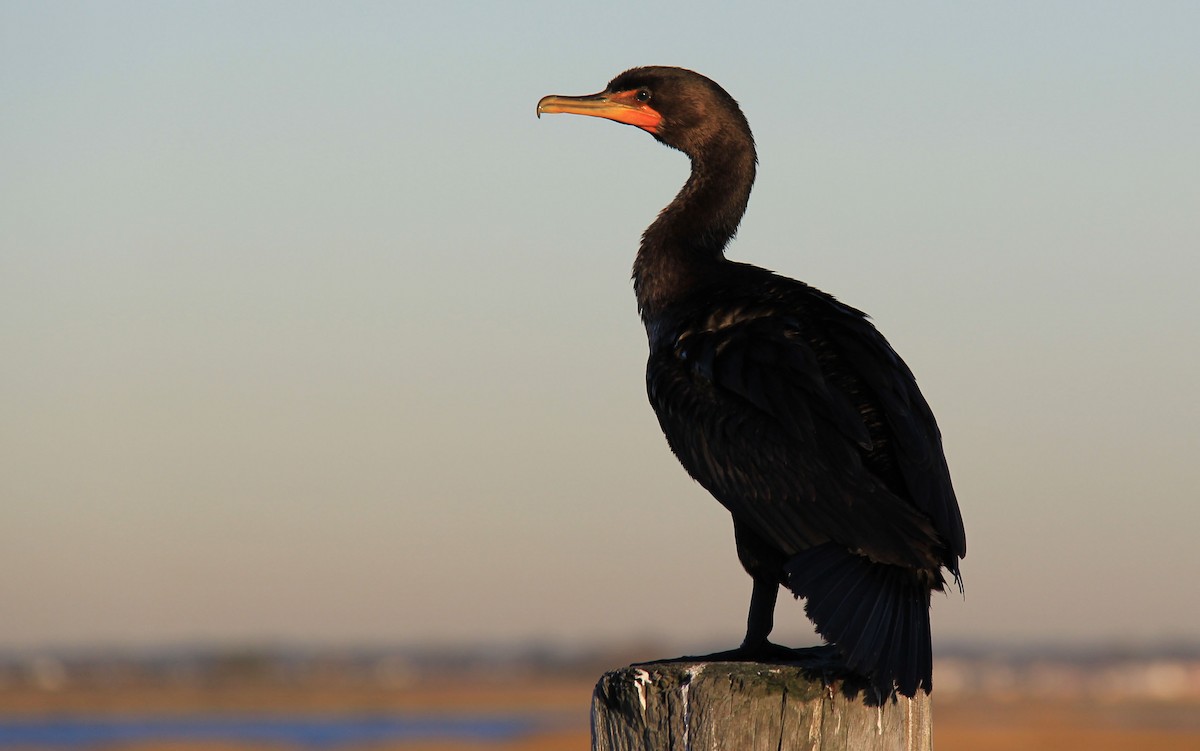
xmin=2 ymin=2 xmax=1198 ymax=651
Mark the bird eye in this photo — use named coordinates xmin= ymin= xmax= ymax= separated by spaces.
xmin=635 ymin=88 xmax=652 ymax=102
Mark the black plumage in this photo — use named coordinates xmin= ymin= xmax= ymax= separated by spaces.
xmin=538 ymin=66 xmax=965 ymax=698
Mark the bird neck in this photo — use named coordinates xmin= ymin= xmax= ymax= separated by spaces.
xmin=634 ymin=140 xmax=756 ymax=318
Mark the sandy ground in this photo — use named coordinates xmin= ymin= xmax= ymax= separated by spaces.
xmin=935 ymin=694 xmax=1200 ymax=751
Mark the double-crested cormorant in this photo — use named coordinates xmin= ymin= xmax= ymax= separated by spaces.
xmin=537 ymin=67 xmax=965 ymax=698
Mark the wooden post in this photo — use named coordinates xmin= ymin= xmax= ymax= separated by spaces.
xmin=591 ymin=659 xmax=931 ymax=751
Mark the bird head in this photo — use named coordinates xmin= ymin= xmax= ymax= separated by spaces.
xmin=537 ymin=66 xmax=752 ymax=158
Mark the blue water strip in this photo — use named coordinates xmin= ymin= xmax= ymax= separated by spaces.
xmin=0 ymin=712 xmax=550 ymax=748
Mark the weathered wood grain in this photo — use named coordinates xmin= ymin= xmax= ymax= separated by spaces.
xmin=592 ymin=660 xmax=931 ymax=751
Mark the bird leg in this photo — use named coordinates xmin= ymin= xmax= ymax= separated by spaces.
xmin=741 ymin=573 xmax=779 ymax=649
xmin=637 ymin=573 xmax=834 ymax=667
xmin=712 ymin=575 xmax=803 ymax=661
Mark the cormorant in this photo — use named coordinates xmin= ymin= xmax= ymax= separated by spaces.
xmin=537 ymin=66 xmax=965 ymax=698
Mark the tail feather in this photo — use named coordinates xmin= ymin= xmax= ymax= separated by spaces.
xmin=808 ymin=556 xmax=869 ymax=632
xmin=842 ymin=579 xmax=892 ymax=671
xmin=785 ymin=544 xmax=933 ymax=697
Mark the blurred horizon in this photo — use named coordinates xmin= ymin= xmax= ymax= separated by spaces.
xmin=5 ymin=632 xmax=1200 ymax=663
xmin=3 ymin=2 xmax=1198 ymax=655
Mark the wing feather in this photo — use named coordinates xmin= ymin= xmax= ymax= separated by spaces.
xmin=653 ymin=291 xmax=959 ymax=572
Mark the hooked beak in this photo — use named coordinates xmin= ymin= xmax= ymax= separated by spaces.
xmin=537 ymin=91 xmax=662 ymax=133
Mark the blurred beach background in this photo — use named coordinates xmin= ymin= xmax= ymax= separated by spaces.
xmin=3 ymin=1 xmax=1198 ymax=748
